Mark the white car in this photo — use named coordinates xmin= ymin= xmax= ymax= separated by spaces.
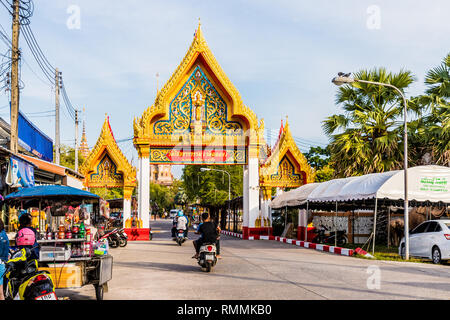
xmin=399 ymin=219 xmax=450 ymax=264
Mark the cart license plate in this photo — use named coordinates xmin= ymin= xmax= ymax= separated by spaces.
xmin=205 ymin=255 xmax=215 ymax=261
xmin=35 ymin=292 xmax=57 ymax=300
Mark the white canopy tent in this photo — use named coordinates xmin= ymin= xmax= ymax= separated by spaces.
xmin=269 ymin=165 xmax=450 ymax=251
xmin=306 ymin=165 xmax=450 ymax=204
xmin=270 ymin=183 xmax=321 ymax=209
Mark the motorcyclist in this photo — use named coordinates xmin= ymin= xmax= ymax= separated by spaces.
xmin=192 ymin=212 xmax=221 ymax=259
xmin=15 ymin=212 xmax=39 ymax=260
xmin=171 ymin=215 xmax=178 ymax=239
xmin=176 ymin=210 xmax=188 ymax=239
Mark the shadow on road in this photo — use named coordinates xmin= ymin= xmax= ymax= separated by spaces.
xmin=115 ymin=261 xmax=198 ymax=273
xmin=56 ymin=288 xmax=95 ymax=300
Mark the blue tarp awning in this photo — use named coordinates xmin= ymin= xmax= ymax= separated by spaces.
xmin=5 ymin=185 xmax=100 ymax=200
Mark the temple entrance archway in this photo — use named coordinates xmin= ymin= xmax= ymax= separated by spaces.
xmin=133 ymin=23 xmax=265 ymax=239
xmin=80 ymin=115 xmax=136 ymax=229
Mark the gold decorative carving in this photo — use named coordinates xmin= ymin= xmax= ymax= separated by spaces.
xmin=133 ymin=22 xmax=264 ymax=159
xmin=260 ymin=118 xmax=315 ymax=188
xmin=80 ymin=115 xmax=137 ymax=190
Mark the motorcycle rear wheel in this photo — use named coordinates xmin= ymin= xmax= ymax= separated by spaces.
xmin=205 ymin=262 xmax=212 ymax=272
xmin=337 ymin=235 xmax=348 ymax=246
xmin=119 ymin=237 xmax=127 ymax=247
xmin=109 ymin=238 xmax=119 ymax=248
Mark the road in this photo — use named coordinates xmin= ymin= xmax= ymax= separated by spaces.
xmin=58 ymin=219 xmax=450 ymax=300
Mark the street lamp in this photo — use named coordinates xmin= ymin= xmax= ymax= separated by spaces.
xmin=200 ymin=168 xmax=231 ymax=230
xmin=332 ymin=72 xmax=410 ymax=260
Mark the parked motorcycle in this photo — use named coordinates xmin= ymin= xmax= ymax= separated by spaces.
xmin=2 ymin=248 xmax=57 ymax=300
xmin=312 ymin=225 xmax=348 ymax=246
xmin=99 ymin=228 xmax=122 ymax=248
xmin=176 ymin=229 xmax=186 ymax=246
xmin=117 ymin=228 xmax=128 ymax=247
xmin=197 ymin=243 xmax=217 ymax=272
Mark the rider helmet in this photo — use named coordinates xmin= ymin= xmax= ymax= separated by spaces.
xmin=16 ymin=228 xmax=36 ymax=246
xmin=177 ymin=210 xmax=184 ymax=217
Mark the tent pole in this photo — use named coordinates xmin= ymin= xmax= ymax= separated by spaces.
xmin=387 ymin=206 xmax=391 ymax=248
xmin=305 ymin=201 xmax=309 ymax=242
xmin=372 ymin=198 xmax=378 ymax=255
xmin=335 ymin=201 xmax=337 ymax=247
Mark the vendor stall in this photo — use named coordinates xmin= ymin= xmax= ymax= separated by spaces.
xmin=4 ymin=185 xmax=113 ymax=300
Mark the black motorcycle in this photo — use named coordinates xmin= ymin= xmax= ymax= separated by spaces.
xmin=2 ymin=248 xmax=57 ymax=300
xmin=312 ymin=225 xmax=348 ymax=246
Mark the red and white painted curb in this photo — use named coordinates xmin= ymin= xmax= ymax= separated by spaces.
xmin=221 ymin=231 xmax=354 ymax=257
xmin=221 ymin=230 xmax=243 ymax=238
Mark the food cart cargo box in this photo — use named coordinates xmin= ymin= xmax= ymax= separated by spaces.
xmin=39 ymin=264 xmax=83 ymax=289
xmin=39 ymin=247 xmax=71 ymax=262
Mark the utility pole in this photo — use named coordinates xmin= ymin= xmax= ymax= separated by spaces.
xmin=10 ymin=0 xmax=20 ymax=154
xmin=74 ymin=109 xmax=79 ymax=172
xmin=55 ymin=68 xmax=60 ymax=164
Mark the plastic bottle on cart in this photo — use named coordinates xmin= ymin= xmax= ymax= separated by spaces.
xmin=46 ymin=228 xmax=53 ymax=240
xmin=79 ymin=222 xmax=86 ymax=239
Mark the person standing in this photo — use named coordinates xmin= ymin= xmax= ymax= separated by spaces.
xmin=0 ymin=219 xmax=9 ymax=300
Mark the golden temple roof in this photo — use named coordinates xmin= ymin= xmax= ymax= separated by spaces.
xmin=80 ymin=114 xmax=136 ymax=188
xmin=260 ymin=117 xmax=315 ymax=188
xmin=133 ymin=22 xmax=264 ymax=149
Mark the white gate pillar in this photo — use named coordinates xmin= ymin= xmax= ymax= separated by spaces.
xmin=129 ymin=144 xmax=150 ymax=240
xmin=122 ymin=186 xmax=133 ymax=228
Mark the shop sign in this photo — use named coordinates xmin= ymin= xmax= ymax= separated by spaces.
xmin=6 ymin=156 xmax=35 ymax=188
xmin=149 ymin=146 xmax=247 ymax=165
xmin=419 ymin=176 xmax=448 ymax=193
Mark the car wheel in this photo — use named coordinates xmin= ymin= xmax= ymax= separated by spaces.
xmin=432 ymin=246 xmax=441 ymax=264
xmin=400 ymin=244 xmax=406 ymax=259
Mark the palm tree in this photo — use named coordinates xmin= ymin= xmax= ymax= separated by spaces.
xmin=323 ymin=68 xmax=415 ymax=177
xmin=409 ymin=53 xmax=450 ymax=166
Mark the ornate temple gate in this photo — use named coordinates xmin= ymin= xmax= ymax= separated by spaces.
xmin=260 ymin=119 xmax=315 ymax=237
xmin=80 ymin=115 xmax=136 ymax=230
xmin=133 ymin=23 xmax=265 ymax=239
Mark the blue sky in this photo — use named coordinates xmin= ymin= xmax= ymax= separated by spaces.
xmin=0 ymin=0 xmax=449 ymax=179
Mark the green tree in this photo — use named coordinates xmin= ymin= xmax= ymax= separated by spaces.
xmin=54 ymin=144 xmax=85 ymax=170
xmin=304 ymin=146 xmax=330 ymax=169
xmin=409 ymin=53 xmax=450 ymax=166
xmin=182 ymin=165 xmax=243 ymax=207
xmin=323 ymin=68 xmax=416 ymax=177
xmin=89 ymin=187 xmax=123 ymax=200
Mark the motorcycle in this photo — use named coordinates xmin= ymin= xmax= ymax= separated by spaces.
xmin=99 ymin=228 xmax=123 ymax=248
xmin=176 ymin=229 xmax=186 ymax=246
xmin=2 ymin=248 xmax=57 ymax=300
xmin=197 ymin=243 xmax=217 ymax=272
xmin=117 ymin=228 xmax=128 ymax=247
xmin=312 ymin=225 xmax=348 ymax=246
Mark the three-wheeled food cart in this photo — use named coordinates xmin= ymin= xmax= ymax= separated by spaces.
xmin=4 ymin=185 xmax=113 ymax=300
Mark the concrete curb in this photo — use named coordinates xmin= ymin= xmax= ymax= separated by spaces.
xmin=221 ymin=231 xmax=354 ymax=257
